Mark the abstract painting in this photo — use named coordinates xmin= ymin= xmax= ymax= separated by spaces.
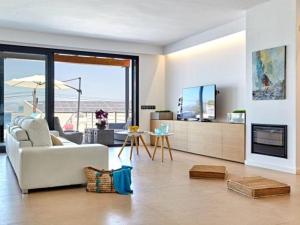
xmin=252 ymin=46 xmax=286 ymax=100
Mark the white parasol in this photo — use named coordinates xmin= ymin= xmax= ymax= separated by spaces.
xmin=5 ymin=75 xmax=70 ymax=113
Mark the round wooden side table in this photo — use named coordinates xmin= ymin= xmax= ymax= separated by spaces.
xmin=117 ymin=131 xmax=152 ymax=160
xmin=149 ymin=132 xmax=174 ymax=162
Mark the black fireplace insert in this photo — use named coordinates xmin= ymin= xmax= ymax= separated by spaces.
xmin=251 ymin=124 xmax=287 ymax=158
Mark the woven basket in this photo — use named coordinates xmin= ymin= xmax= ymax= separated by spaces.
xmin=84 ymin=167 xmax=115 ymax=193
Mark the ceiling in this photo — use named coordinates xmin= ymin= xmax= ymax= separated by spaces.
xmin=0 ymin=0 xmax=268 ymax=46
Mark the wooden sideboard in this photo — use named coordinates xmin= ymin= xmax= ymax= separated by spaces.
xmin=150 ymin=120 xmax=245 ymax=163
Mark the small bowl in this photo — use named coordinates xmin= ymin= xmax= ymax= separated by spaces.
xmin=128 ymin=125 xmax=139 ymax=132
xmin=154 ymin=128 xmax=161 ymax=135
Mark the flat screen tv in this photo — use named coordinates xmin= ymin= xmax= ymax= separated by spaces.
xmin=182 ymin=84 xmax=216 ymax=120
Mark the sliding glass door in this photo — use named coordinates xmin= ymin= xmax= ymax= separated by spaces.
xmin=0 ymin=52 xmax=47 ymax=143
xmin=53 ymin=56 xmax=132 ymax=146
xmin=0 ymin=44 xmax=139 ymax=148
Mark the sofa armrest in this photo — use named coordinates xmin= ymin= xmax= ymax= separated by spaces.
xmin=18 ymin=144 xmax=109 ymax=190
xmin=61 ymin=132 xmax=83 ymax=144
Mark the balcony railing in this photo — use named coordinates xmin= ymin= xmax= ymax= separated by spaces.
xmin=55 ymin=111 xmax=129 ymax=132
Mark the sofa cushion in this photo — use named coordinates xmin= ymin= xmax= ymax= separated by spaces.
xmin=21 ymin=118 xmax=53 ymax=147
xmin=17 ymin=116 xmax=33 ymax=127
xmin=13 ymin=116 xmax=23 ymax=126
xmin=8 ymin=125 xmax=19 ymax=133
xmin=11 ymin=127 xmax=28 ymax=141
xmin=50 ymin=134 xmax=63 ymax=146
xmin=19 ymin=141 xmax=33 ymax=148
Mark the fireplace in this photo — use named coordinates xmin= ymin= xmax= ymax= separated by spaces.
xmin=251 ymin=124 xmax=287 ymax=158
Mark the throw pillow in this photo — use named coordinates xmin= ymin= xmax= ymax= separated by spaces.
xmin=50 ymin=134 xmax=63 ymax=146
xmin=8 ymin=125 xmax=19 ymax=133
xmin=21 ymin=118 xmax=53 ymax=147
xmin=17 ymin=116 xmax=33 ymax=127
xmin=11 ymin=127 xmax=29 ymax=141
xmin=13 ymin=116 xmax=23 ymax=126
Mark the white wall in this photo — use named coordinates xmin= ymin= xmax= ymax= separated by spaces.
xmin=296 ymin=0 xmax=300 ymax=174
xmin=139 ymin=54 xmax=165 ymax=143
xmin=245 ymin=0 xmax=298 ymax=173
xmin=165 ymin=31 xmax=246 ymax=121
xmin=164 ymin=18 xmax=245 ymax=54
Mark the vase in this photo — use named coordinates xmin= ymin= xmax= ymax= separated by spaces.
xmin=96 ymin=123 xmax=106 ymax=130
xmin=96 ymin=119 xmax=107 ymax=130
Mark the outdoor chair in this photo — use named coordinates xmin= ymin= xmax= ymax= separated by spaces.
xmin=54 ymin=117 xmax=83 ymax=144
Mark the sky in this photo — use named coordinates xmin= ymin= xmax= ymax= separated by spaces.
xmin=55 ymin=62 xmax=126 ymax=101
xmin=4 ymin=58 xmax=127 ymax=104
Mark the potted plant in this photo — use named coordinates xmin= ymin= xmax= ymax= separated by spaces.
xmin=95 ymin=109 xmax=108 ymax=130
xmin=227 ymin=109 xmax=246 ymax=123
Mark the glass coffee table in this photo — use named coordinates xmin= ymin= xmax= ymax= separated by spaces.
xmin=116 ymin=131 xmax=152 ymax=160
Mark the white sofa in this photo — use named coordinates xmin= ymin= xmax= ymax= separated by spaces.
xmin=6 ymin=117 xmax=109 ymax=194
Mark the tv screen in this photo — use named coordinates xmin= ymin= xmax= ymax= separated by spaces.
xmin=182 ymin=85 xmax=216 ymax=120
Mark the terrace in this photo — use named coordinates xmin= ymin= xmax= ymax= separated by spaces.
xmin=4 ymin=100 xmax=131 ymax=145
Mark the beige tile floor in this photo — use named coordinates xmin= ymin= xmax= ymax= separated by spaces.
xmin=0 ymin=147 xmax=300 ymax=225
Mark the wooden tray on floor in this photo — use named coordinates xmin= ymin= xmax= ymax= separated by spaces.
xmin=189 ymin=165 xmax=227 ymax=179
xmin=227 ymin=176 xmax=290 ymax=198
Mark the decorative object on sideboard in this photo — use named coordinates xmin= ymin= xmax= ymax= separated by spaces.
xmin=227 ymin=109 xmax=246 ymax=124
xmin=252 ymin=46 xmax=286 ymax=100
xmin=150 ymin=111 xmax=173 ymax=120
xmin=95 ymin=109 xmax=108 ymax=130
